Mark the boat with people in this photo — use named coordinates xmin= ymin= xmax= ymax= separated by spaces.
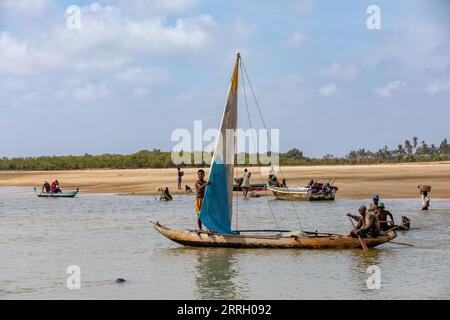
xmin=153 ymin=53 xmax=396 ymax=250
xmin=34 ymin=187 xmax=79 ymax=198
xmin=152 ymin=222 xmax=396 ymax=249
xmin=268 ymin=180 xmax=338 ymax=201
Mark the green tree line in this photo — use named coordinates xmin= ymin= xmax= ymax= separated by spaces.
xmin=1 ymin=138 xmax=449 ymax=170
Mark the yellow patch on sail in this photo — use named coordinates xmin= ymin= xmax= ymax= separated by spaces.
xmin=231 ymin=55 xmax=239 ymax=93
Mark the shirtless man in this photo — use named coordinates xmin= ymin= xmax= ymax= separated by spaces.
xmin=347 ymin=205 xmax=380 ymax=238
xmin=195 ymin=169 xmax=208 ymax=230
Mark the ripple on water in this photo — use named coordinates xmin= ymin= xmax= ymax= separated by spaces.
xmin=0 ymin=187 xmax=449 ymax=299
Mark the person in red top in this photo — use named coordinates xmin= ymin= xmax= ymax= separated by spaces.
xmin=51 ymin=180 xmax=62 ymax=193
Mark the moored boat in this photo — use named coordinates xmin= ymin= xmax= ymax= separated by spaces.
xmin=152 ymin=222 xmax=396 ymax=249
xmin=34 ymin=187 xmax=79 ymax=198
xmin=268 ymin=185 xmax=336 ymax=201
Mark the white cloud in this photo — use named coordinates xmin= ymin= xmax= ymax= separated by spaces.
xmin=231 ymin=20 xmax=258 ymax=42
xmin=114 ymin=67 xmax=170 ymax=85
xmin=288 ymin=32 xmax=307 ymax=47
xmin=0 ymin=0 xmax=49 ymax=17
xmin=425 ymin=82 xmax=450 ymax=95
xmin=0 ymin=32 xmax=64 ymax=76
xmin=117 ymin=0 xmax=200 ymax=16
xmin=318 ymin=83 xmax=337 ymax=96
xmin=316 ymin=62 xmax=358 ymax=80
xmin=374 ymin=81 xmax=406 ymax=97
xmin=291 ymin=0 xmax=316 ymax=15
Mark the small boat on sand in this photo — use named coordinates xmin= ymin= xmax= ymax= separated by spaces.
xmin=34 ymin=187 xmax=79 ymax=198
xmin=152 ymin=222 xmax=396 ymax=249
xmin=268 ymin=185 xmax=337 ymax=201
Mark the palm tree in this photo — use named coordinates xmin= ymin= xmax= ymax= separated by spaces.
xmin=412 ymin=136 xmax=418 ymax=149
xmin=404 ymin=140 xmax=413 ymax=155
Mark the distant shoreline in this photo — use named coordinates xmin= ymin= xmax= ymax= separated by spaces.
xmin=1 ymin=161 xmax=449 ymax=199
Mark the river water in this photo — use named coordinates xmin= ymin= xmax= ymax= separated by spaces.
xmin=0 ymin=187 xmax=449 ymax=299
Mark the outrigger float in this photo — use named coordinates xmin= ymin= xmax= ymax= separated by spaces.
xmin=153 ymin=53 xmax=397 ymax=250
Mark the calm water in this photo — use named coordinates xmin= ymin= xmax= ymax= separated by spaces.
xmin=0 ymin=187 xmax=449 ymax=299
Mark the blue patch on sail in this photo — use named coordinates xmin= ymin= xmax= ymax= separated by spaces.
xmin=199 ymin=159 xmax=235 ymax=235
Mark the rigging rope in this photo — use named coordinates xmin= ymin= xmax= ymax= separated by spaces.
xmin=239 ymin=60 xmax=280 ymax=231
xmin=240 ymin=58 xmax=304 ymax=231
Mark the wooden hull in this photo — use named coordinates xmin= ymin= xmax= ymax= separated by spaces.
xmin=233 ymin=183 xmax=266 ymax=191
xmin=268 ymin=186 xmax=336 ymax=201
xmin=152 ymin=222 xmax=396 ymax=249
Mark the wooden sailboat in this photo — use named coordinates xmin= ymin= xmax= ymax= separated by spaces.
xmin=153 ymin=53 xmax=396 ymax=249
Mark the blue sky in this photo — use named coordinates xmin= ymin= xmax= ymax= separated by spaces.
xmin=0 ymin=0 xmax=449 ymax=157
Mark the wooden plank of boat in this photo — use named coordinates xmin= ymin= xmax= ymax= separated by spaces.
xmin=35 ymin=187 xmax=79 ymax=198
xmin=233 ymin=183 xmax=266 ymax=191
xmin=152 ymin=222 xmax=396 ymax=249
xmin=267 ymin=186 xmax=336 ymax=201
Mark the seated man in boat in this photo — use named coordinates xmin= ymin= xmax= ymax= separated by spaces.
xmin=51 ymin=180 xmax=62 ymax=193
xmin=268 ymin=174 xmax=280 ymax=187
xmin=42 ymin=181 xmax=51 ymax=193
xmin=375 ymin=202 xmax=394 ymax=231
xmin=195 ymin=169 xmax=208 ymax=230
xmin=347 ymin=206 xmax=380 ymax=238
xmin=280 ymin=178 xmax=287 ymax=187
xmin=370 ymin=195 xmax=380 ymax=211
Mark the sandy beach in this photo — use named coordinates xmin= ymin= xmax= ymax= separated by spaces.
xmin=0 ymin=162 xmax=449 ymax=199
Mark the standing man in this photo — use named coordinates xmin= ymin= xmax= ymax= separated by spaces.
xmin=418 ymin=186 xmax=431 ymax=210
xmin=241 ymin=169 xmax=251 ymax=198
xmin=195 ymin=169 xmax=208 ymax=230
xmin=177 ymin=167 xmax=184 ymax=190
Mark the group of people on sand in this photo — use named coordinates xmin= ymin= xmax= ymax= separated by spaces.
xmin=41 ymin=180 xmax=62 ymax=194
xmin=346 ymin=195 xmax=395 ymax=238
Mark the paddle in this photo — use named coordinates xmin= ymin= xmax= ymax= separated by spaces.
xmin=390 ymin=241 xmax=415 ymax=247
xmin=347 ymin=216 xmax=369 ymax=252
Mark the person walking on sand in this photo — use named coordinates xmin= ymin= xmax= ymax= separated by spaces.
xmin=177 ymin=167 xmax=184 ymax=190
xmin=195 ymin=169 xmax=208 ymax=230
xmin=241 ymin=169 xmax=251 ymax=198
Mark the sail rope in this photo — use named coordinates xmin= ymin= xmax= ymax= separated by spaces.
xmin=240 ymin=58 xmax=304 ymax=231
xmin=239 ymin=60 xmax=280 ymax=231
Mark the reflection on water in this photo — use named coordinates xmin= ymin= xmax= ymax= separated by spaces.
xmin=193 ymin=248 xmax=243 ymax=300
xmin=0 ymin=187 xmax=449 ymax=299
